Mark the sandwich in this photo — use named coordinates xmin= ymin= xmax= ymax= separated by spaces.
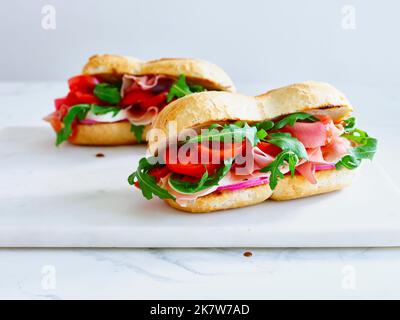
xmin=128 ymin=81 xmax=377 ymax=213
xmin=44 ymin=54 xmax=235 ymax=146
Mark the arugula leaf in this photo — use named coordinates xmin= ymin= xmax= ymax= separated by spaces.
xmin=94 ymin=83 xmax=121 ymax=104
xmin=259 ymin=131 xmax=308 ymax=190
xmin=337 ymin=125 xmax=378 ymax=169
xmin=130 ymin=124 xmax=145 ymax=143
xmin=91 ymin=105 xmax=121 ymax=117
xmin=273 ymin=112 xmax=318 ymax=130
xmin=256 ymin=129 xmax=268 ymax=140
xmin=335 ymin=155 xmax=360 ymax=170
xmin=167 ymin=74 xmax=206 ymax=102
xmin=56 ymin=104 xmax=91 ymax=146
xmin=343 ymin=117 xmax=356 ymax=132
xmin=186 ymin=122 xmax=258 ymax=146
xmin=169 ymin=159 xmax=233 ymax=194
xmin=256 ymin=120 xmax=274 ymax=132
xmin=342 ymin=128 xmax=369 ymax=144
xmin=266 ymin=132 xmax=308 ymax=159
xmin=260 ymin=150 xmax=299 ymax=190
xmin=352 ymin=137 xmax=377 ymax=160
xmin=127 ymin=157 xmax=175 ymax=200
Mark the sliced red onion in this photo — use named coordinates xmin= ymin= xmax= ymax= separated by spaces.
xmin=314 ymin=163 xmax=336 ymax=171
xmin=78 ymin=119 xmax=128 ymax=125
xmin=217 ymin=177 xmax=269 ymax=192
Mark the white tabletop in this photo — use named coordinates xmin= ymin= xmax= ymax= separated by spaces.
xmin=0 ymin=82 xmax=399 ymax=299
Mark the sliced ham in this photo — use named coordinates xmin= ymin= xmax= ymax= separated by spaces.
xmin=295 ymin=162 xmax=317 ymax=184
xmin=306 ymin=147 xmax=329 ymax=164
xmin=322 ymin=136 xmax=351 ymax=163
xmin=234 ymin=146 xmax=275 ymax=175
xmin=281 ymin=121 xmax=327 ymax=148
xmin=126 ymin=106 xmax=158 ymax=126
xmin=160 ymin=174 xmax=218 ymax=207
xmin=121 ymin=75 xmax=171 ymax=96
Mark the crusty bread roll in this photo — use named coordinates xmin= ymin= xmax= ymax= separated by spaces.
xmin=146 ymin=81 xmax=355 ymax=213
xmin=270 ymin=168 xmax=356 ymax=201
xmin=66 ymin=54 xmax=236 ymax=146
xmin=70 ymin=122 xmax=150 ymax=146
xmin=148 ymin=81 xmax=352 ymax=153
xmin=82 ymin=54 xmax=236 ymax=92
xmin=166 ymin=184 xmax=273 ymax=213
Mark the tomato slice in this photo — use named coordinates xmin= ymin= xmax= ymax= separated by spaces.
xmin=66 ymin=90 xmax=102 ymax=105
xmin=68 ymin=75 xmax=99 ymax=92
xmin=120 ymin=91 xmax=153 ymax=106
xmin=148 ymin=166 xmax=170 ymax=182
xmin=54 ymin=97 xmax=68 ymax=110
xmin=141 ymin=92 xmax=167 ymax=109
xmin=257 ymin=142 xmax=282 ymax=157
xmin=166 ymin=162 xmax=220 ymax=178
xmin=165 ymin=146 xmax=221 ymax=178
xmin=200 ymin=141 xmax=245 ymax=162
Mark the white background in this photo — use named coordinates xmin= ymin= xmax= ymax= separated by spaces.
xmin=1 ymin=0 xmax=400 ymax=87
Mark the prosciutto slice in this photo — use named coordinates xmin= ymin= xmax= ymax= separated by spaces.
xmin=322 ymin=135 xmax=351 ymax=163
xmin=295 ymin=162 xmax=317 ymax=184
xmin=234 ymin=146 xmax=275 ymax=175
xmin=281 ymin=122 xmax=327 ymax=148
xmin=160 ymin=174 xmax=218 ymax=207
xmin=126 ymin=106 xmax=158 ymax=126
xmin=121 ymin=75 xmax=170 ymax=96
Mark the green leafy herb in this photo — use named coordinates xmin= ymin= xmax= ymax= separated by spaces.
xmin=91 ymin=105 xmax=121 ymax=117
xmin=259 ymin=131 xmax=309 ymax=190
xmin=169 ymin=159 xmax=233 ymax=194
xmin=56 ymin=104 xmax=91 ymax=146
xmin=335 ymin=155 xmax=360 ymax=170
xmin=256 ymin=129 xmax=268 ymax=140
xmin=352 ymin=137 xmax=377 ymax=160
xmin=130 ymin=124 xmax=145 ymax=143
xmin=273 ymin=112 xmax=318 ymax=130
xmin=266 ymin=132 xmax=308 ymax=159
xmin=256 ymin=120 xmax=275 ymax=132
xmin=167 ymin=74 xmax=206 ymax=102
xmin=343 ymin=117 xmax=356 ymax=133
xmin=94 ymin=83 xmax=121 ymax=104
xmin=336 ymin=122 xmax=378 ymax=170
xmin=127 ymin=157 xmax=175 ymax=200
xmin=185 ymin=122 xmax=258 ymax=146
xmin=260 ymin=150 xmax=299 ymax=190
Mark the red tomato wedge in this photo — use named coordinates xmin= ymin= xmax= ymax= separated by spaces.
xmin=120 ymin=91 xmax=154 ymax=106
xmin=256 ymin=142 xmax=282 ymax=157
xmin=164 ymin=146 xmax=221 ymax=178
xmin=66 ymin=90 xmax=102 ymax=105
xmin=68 ymin=75 xmax=99 ymax=92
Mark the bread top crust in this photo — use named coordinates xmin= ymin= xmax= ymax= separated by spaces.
xmin=148 ymin=81 xmax=354 ymax=153
xmin=256 ymin=81 xmax=353 ymax=122
xmin=81 ymin=54 xmax=235 ymax=92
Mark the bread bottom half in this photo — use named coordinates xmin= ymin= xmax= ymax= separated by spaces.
xmin=165 ymin=184 xmax=273 ymax=213
xmin=165 ymin=169 xmax=356 ymax=213
xmin=69 ymin=122 xmax=150 ymax=146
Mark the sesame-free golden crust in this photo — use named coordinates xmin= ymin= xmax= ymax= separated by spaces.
xmin=164 ymin=169 xmax=355 ymax=213
xmin=82 ymin=54 xmax=143 ymax=76
xmin=70 ymin=122 xmax=150 ymax=146
xmin=148 ymin=81 xmax=353 ymax=153
xmin=136 ymin=58 xmax=235 ymax=92
xmin=270 ymin=168 xmax=356 ymax=201
xmin=256 ymin=81 xmax=353 ymax=122
xmin=165 ymin=184 xmax=273 ymax=213
xmin=81 ymin=54 xmax=235 ymax=92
